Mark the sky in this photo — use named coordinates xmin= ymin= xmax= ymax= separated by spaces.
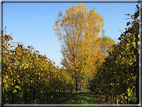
xmin=3 ymin=2 xmax=138 ymax=68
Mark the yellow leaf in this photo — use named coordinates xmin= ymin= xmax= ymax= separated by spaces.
xmin=13 ymin=89 xmax=17 ymax=93
xmin=15 ymin=85 xmax=21 ymax=90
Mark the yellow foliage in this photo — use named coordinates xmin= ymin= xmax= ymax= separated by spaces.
xmin=53 ymin=3 xmax=105 ymax=83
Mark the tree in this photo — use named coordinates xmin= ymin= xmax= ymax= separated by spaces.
xmin=118 ymin=4 xmax=139 ymax=103
xmin=53 ymin=3 xmax=105 ymax=91
xmin=91 ymin=4 xmax=139 ymax=104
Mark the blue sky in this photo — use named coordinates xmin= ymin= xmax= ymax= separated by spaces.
xmin=3 ymin=2 xmax=138 ymax=68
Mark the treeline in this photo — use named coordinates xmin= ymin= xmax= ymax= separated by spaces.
xmin=90 ymin=4 xmax=139 ymax=104
xmin=2 ymin=31 xmax=75 ymax=104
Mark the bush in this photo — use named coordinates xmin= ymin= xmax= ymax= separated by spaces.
xmin=129 ymin=97 xmax=137 ymax=104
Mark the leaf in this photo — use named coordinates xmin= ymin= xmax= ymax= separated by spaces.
xmin=15 ymin=85 xmax=21 ymax=90
xmin=13 ymin=89 xmax=17 ymax=93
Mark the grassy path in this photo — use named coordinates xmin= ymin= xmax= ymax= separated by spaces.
xmin=61 ymin=92 xmax=98 ymax=104
xmin=59 ymin=86 xmax=115 ymax=104
xmin=38 ymin=85 xmax=116 ymax=104
xmin=40 ymin=85 xmax=98 ymax=104
xmin=59 ymin=85 xmax=98 ymax=104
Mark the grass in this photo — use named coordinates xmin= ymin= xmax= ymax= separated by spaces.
xmin=61 ymin=92 xmax=98 ymax=104
xmin=59 ymin=85 xmax=98 ymax=104
xmin=81 ymin=85 xmax=91 ymax=92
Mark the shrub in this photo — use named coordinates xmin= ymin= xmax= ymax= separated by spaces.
xmin=129 ymin=97 xmax=137 ymax=104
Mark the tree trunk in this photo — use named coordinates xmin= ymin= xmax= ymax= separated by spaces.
xmin=70 ymin=89 xmax=72 ymax=94
xmin=78 ymin=82 xmax=80 ymax=91
xmin=75 ymin=82 xmax=79 ymax=91
xmin=12 ymin=93 xmax=14 ymax=104
xmin=117 ymin=98 xmax=118 ymax=105
xmin=46 ymin=90 xmax=48 ymax=102
xmin=127 ymin=93 xmax=129 ymax=104
xmin=50 ymin=91 xmax=53 ymax=101
xmin=53 ymin=90 xmax=56 ymax=99
xmin=98 ymin=92 xmax=100 ymax=102
xmin=111 ymin=96 xmax=112 ymax=103
xmin=33 ymin=90 xmax=36 ymax=104
xmin=59 ymin=89 xmax=60 ymax=97
xmin=127 ymin=98 xmax=128 ymax=104
xmin=136 ymin=75 xmax=139 ymax=104
xmin=24 ymin=88 xmax=27 ymax=104
xmin=79 ymin=80 xmax=82 ymax=91
xmin=82 ymin=79 xmax=84 ymax=87
xmin=136 ymin=33 xmax=139 ymax=104
xmin=106 ymin=95 xmax=108 ymax=102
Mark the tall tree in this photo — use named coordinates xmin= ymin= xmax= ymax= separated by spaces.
xmin=53 ymin=3 xmax=105 ymax=91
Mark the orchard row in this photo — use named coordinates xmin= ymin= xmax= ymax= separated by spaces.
xmin=90 ymin=4 xmax=139 ymax=104
xmin=2 ymin=31 xmax=75 ymax=104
